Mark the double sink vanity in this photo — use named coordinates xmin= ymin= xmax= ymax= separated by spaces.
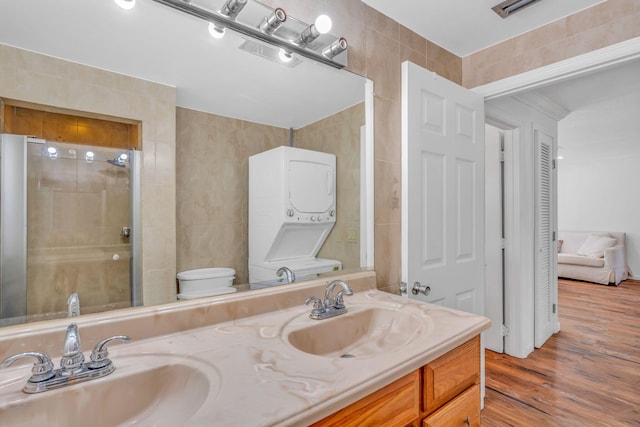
xmin=0 ymin=271 xmax=490 ymax=426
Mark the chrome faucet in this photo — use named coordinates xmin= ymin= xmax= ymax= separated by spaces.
xmin=60 ymin=323 xmax=85 ymax=375
xmin=0 ymin=323 xmax=130 ymax=393
xmin=67 ymin=293 xmax=80 ymax=317
xmin=305 ymin=279 xmax=354 ymax=320
xmin=276 ymin=266 xmax=295 ymax=284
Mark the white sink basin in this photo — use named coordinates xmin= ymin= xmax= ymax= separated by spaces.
xmin=284 ymin=306 xmax=432 ymax=358
xmin=0 ymin=355 xmax=218 ymax=426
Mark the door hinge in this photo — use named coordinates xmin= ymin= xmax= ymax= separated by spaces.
xmin=553 ymin=303 xmax=557 ymax=314
xmin=501 ymin=238 xmax=506 ymax=249
xmin=552 ymin=159 xmax=557 ymax=169
xmin=501 ymin=324 xmax=510 ymax=337
xmin=499 ymin=150 xmax=505 ymax=163
xmin=552 ymin=231 xmax=556 ymax=241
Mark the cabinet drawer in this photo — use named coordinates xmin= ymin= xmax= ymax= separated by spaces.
xmin=423 ymin=337 xmax=479 ymax=414
xmin=311 ymin=370 xmax=420 ymax=427
xmin=423 ymin=384 xmax=480 ymax=427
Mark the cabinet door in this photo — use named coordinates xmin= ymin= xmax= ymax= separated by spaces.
xmin=311 ymin=370 xmax=420 ymax=427
xmin=423 ymin=384 xmax=480 ymax=427
xmin=423 ymin=337 xmax=479 ymax=414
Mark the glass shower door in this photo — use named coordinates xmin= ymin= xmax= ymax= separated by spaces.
xmin=0 ymin=134 xmax=135 ymax=325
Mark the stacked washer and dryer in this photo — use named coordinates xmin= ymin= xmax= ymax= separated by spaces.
xmin=249 ymin=146 xmax=341 ymax=288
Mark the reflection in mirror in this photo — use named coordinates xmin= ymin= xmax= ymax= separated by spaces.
xmin=0 ymin=0 xmax=369 ymax=327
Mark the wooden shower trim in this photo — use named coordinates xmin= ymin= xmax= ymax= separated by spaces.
xmin=1 ymin=100 xmax=141 ymax=150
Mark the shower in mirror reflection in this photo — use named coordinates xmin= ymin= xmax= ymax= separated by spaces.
xmin=0 ymin=135 xmax=140 ymax=326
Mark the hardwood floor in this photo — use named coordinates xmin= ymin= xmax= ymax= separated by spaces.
xmin=481 ymin=279 xmax=640 ymax=426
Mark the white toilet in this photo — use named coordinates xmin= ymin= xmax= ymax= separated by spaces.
xmin=176 ymin=268 xmax=237 ymax=300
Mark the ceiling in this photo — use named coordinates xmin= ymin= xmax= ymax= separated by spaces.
xmin=532 ymin=58 xmax=640 ymax=160
xmin=362 ymin=0 xmax=605 ymax=57
xmin=0 ymin=0 xmax=365 ymax=129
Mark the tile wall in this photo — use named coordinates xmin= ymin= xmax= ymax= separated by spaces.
xmin=175 ymin=108 xmax=288 ymax=284
xmin=295 ymin=102 xmax=364 ymax=272
xmin=462 ymin=0 xmax=640 ymax=88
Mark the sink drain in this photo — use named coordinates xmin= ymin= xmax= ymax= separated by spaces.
xmin=340 ymin=353 xmax=356 ymax=358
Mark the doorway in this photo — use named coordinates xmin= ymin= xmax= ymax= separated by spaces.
xmin=478 ymin=37 xmax=640 ymax=357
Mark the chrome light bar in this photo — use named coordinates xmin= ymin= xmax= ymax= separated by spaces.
xmin=150 ymin=0 xmax=348 ymax=68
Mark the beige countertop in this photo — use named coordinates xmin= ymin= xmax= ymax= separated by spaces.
xmin=0 ymin=273 xmax=490 ymax=426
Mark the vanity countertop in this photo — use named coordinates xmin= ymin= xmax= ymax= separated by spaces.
xmin=0 ymin=277 xmax=490 ymax=426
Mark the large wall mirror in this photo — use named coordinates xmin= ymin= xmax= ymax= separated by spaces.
xmin=0 ymin=0 xmax=372 ymax=326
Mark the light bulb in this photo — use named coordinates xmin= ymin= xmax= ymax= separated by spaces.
xmin=119 ymin=153 xmax=129 ymax=161
xmin=208 ymin=22 xmax=225 ymax=39
xmin=47 ymin=147 xmax=57 ymax=155
xmin=278 ymin=48 xmax=293 ymax=63
xmin=114 ymin=0 xmax=135 ymax=10
xmin=86 ymin=151 xmax=95 ymax=161
xmin=314 ymin=15 xmax=332 ymax=34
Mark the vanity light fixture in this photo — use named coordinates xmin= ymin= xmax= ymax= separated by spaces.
xmin=219 ymin=0 xmax=247 ymax=19
xmin=151 ymin=0 xmax=348 ymax=68
xmin=85 ymin=151 xmax=95 ymax=161
xmin=114 ymin=0 xmax=135 ymax=10
xmin=208 ymin=22 xmax=226 ymax=39
xmin=259 ymin=8 xmax=286 ymax=35
xmin=322 ymin=37 xmax=347 ymax=59
xmin=491 ymin=0 xmax=542 ymax=18
xmin=295 ymin=14 xmax=332 ymax=47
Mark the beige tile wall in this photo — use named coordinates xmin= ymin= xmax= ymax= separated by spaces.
xmin=294 ymin=102 xmax=364 ymax=270
xmin=0 ymin=43 xmax=177 ymax=307
xmin=462 ymin=0 xmax=640 ymax=88
xmin=176 ymin=103 xmax=364 ymax=284
xmin=176 ymin=107 xmax=288 ymax=284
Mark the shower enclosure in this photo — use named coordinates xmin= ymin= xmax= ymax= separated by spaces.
xmin=0 ymin=134 xmax=141 ymax=326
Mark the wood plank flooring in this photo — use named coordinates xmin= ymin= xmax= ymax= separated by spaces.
xmin=481 ymin=279 xmax=640 ymax=426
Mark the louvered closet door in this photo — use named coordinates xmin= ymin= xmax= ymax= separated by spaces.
xmin=534 ymin=129 xmax=555 ymax=348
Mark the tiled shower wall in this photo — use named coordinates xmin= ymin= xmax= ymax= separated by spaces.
xmin=26 ymin=143 xmax=131 ymax=316
xmin=175 ymin=102 xmax=364 ymax=284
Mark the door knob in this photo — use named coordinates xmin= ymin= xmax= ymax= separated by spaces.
xmin=411 ymin=281 xmax=431 ymax=296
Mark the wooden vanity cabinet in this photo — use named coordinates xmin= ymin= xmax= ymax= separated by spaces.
xmin=312 ymin=336 xmax=480 ymax=427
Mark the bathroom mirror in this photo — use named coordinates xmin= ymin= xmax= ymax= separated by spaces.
xmin=0 ymin=0 xmax=371 ymax=326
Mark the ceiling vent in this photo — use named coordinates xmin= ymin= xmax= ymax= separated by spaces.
xmin=492 ymin=0 xmax=543 ymax=18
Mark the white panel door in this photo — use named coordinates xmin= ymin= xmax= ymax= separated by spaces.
xmin=534 ymin=130 xmax=555 ymax=348
xmin=402 ymin=61 xmax=485 ymax=315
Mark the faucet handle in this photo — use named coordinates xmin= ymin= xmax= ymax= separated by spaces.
xmin=334 ymin=290 xmax=346 ymax=309
xmin=304 ymin=296 xmax=325 ymax=316
xmin=89 ymin=335 xmax=131 ymax=370
xmin=1 ymin=352 xmax=55 ymax=382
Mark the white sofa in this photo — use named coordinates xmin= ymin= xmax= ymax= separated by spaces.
xmin=558 ymin=231 xmax=632 ymax=285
